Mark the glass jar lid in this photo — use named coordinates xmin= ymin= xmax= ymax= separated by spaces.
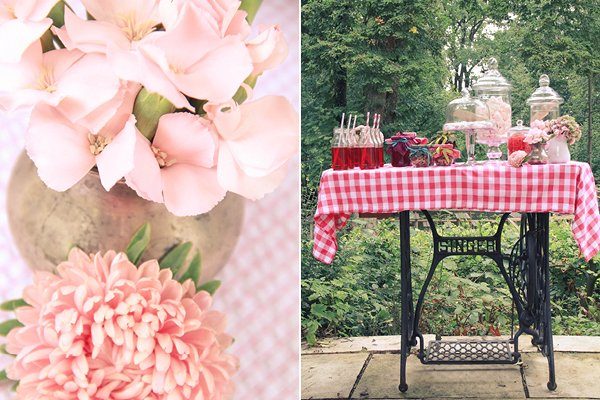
xmin=526 ymin=74 xmax=564 ymax=105
xmin=507 ymin=119 xmax=529 ymax=135
xmin=445 ymin=88 xmax=489 ymax=123
xmin=472 ymin=57 xmax=513 ymax=93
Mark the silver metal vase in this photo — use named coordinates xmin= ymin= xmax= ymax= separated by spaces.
xmin=7 ymin=151 xmax=245 ymax=283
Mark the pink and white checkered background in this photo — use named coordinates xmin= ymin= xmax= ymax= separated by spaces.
xmin=0 ymin=1 xmax=300 ymax=399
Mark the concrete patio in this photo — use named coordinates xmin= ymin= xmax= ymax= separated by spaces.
xmin=301 ymin=335 xmax=600 ymax=399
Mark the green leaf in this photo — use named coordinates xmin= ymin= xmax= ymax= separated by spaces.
xmin=197 ymin=280 xmax=221 ymax=295
xmin=0 ymin=370 xmax=7 ymax=381
xmin=48 ymin=1 xmax=65 ymax=27
xmin=0 ymin=320 xmax=23 ymax=337
xmin=0 ymin=299 xmax=27 ymax=311
xmin=0 ymin=344 xmax=11 ymax=355
xmin=180 ymin=251 xmax=201 ymax=285
xmin=240 ymin=0 xmax=263 ymax=24
xmin=125 ymin=223 xmax=151 ymax=265
xmin=132 ymin=89 xmax=176 ymax=140
xmin=159 ymin=242 xmax=193 ymax=275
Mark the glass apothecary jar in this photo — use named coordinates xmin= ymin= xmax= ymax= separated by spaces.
xmin=507 ymin=120 xmax=531 ymax=155
xmin=472 ymin=57 xmax=512 ymax=160
xmin=526 ymin=74 xmax=563 ymax=124
xmin=443 ymin=89 xmax=491 ymax=165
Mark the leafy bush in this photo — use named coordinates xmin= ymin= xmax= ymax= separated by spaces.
xmin=302 ymin=216 xmax=600 ymax=345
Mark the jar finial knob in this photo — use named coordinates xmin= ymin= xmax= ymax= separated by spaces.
xmin=539 ymin=74 xmax=550 ymax=87
xmin=516 ymin=119 xmax=523 ymax=127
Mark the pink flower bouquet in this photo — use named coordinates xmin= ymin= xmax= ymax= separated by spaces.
xmin=524 ymin=121 xmax=551 ymax=145
xmin=0 ymin=0 xmax=298 ymax=216
xmin=547 ymin=115 xmax=582 ymax=145
xmin=0 ymin=224 xmax=238 ymax=400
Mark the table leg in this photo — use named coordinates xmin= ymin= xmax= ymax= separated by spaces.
xmin=399 ymin=211 xmax=413 ymax=392
xmin=540 ymin=213 xmax=557 ymax=391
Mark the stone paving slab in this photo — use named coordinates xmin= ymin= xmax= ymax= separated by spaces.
xmin=352 ymin=353 xmax=525 ymax=399
xmin=522 ymin=353 xmax=600 ymax=399
xmin=302 ymin=353 xmax=369 ymax=399
xmin=302 ymin=336 xmax=600 ymax=355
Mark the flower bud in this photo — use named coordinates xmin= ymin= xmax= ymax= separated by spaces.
xmin=133 ymin=88 xmax=176 ymax=140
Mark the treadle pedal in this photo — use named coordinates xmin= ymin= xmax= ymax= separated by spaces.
xmin=423 ymin=339 xmax=516 ymax=364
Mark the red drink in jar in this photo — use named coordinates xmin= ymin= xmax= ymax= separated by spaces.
xmin=331 ymin=147 xmax=346 ymax=170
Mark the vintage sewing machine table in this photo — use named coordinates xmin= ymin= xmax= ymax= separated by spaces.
xmin=312 ymin=162 xmax=600 ymax=393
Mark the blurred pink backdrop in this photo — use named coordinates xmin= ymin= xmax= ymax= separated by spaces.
xmin=0 ymin=1 xmax=300 ymax=399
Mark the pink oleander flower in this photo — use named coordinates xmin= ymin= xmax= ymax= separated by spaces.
xmin=6 ymin=248 xmax=238 ymax=400
xmin=508 ymin=150 xmax=528 ymax=168
xmin=0 ymin=43 xmax=126 ymax=122
xmin=126 ymin=112 xmax=225 ymax=216
xmin=0 ymin=0 xmax=58 ymax=62
xmin=26 ymin=96 xmax=139 ymax=192
xmin=524 ymin=127 xmax=551 ymax=145
xmin=158 ymin=0 xmax=251 ymax=37
xmin=205 ymin=96 xmax=299 ymax=200
xmin=53 ymin=1 xmax=160 ymax=54
xmin=111 ymin=3 xmax=252 ymax=110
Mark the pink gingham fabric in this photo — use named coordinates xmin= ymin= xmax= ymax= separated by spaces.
xmin=313 ymin=162 xmax=600 ymax=264
xmin=0 ymin=1 xmax=300 ymax=399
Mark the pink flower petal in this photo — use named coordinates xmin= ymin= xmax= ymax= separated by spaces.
xmin=95 ymin=115 xmax=137 ymax=191
xmin=26 ymin=103 xmax=95 ymax=191
xmin=125 ymin=131 xmax=164 ymax=203
xmin=0 ymin=18 xmax=51 ymax=62
xmin=109 ymin=46 xmax=193 ymax=111
xmin=169 ymin=36 xmax=252 ymax=103
xmin=215 ymin=96 xmax=298 ymax=177
xmin=53 ymin=8 xmax=130 ymax=54
xmin=217 ymin=143 xmax=289 ymax=200
xmin=76 ymin=81 xmax=140 ymax=137
xmin=15 ymin=0 xmax=60 ymax=20
xmin=42 ymin=47 xmax=84 ymax=77
xmin=246 ymin=25 xmax=288 ymax=75
xmin=142 ymin=4 xmax=252 ymax=102
xmin=153 ymin=113 xmax=216 ymax=167
xmin=162 ymin=164 xmax=226 ymax=216
xmin=55 ymin=53 xmax=122 ymax=123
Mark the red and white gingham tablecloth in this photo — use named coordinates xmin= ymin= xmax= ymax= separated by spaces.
xmin=313 ymin=161 xmax=600 ymax=264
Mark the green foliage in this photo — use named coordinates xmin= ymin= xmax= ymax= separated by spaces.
xmin=302 ymin=217 xmax=600 ymax=344
xmin=125 ymin=223 xmax=151 ymax=265
xmin=180 ymin=251 xmax=202 ymax=286
xmin=123 ymin=224 xmax=211 ymax=290
xmin=197 ymin=280 xmax=222 ymax=295
xmin=0 ymin=299 xmax=27 ymax=312
xmin=0 ymin=320 xmax=23 ymax=337
xmin=159 ymin=242 xmax=193 ymax=275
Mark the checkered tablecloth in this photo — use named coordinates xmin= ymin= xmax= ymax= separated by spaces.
xmin=313 ymin=162 xmax=600 ymax=264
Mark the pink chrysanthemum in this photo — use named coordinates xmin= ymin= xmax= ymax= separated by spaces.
xmin=508 ymin=150 xmax=528 ymax=168
xmin=6 ymin=249 xmax=238 ymax=400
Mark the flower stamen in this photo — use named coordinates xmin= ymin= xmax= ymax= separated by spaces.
xmin=88 ymin=133 xmax=111 ymax=155
xmin=152 ymin=145 xmax=175 ymax=168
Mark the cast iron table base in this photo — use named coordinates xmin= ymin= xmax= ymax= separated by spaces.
xmin=395 ymin=210 xmax=556 ymax=393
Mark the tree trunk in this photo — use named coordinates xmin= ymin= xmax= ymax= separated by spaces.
xmin=333 ymin=66 xmax=347 ymax=108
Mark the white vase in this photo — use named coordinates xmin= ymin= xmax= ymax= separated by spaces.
xmin=546 ymin=135 xmax=571 ymax=163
